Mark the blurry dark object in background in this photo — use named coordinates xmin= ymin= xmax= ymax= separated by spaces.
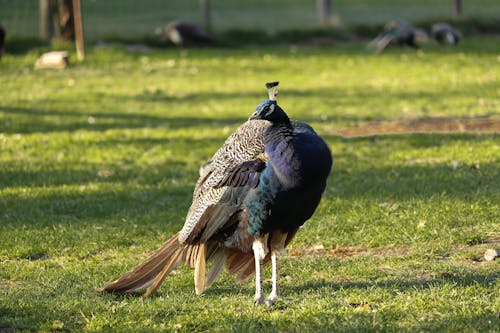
xmin=160 ymin=21 xmax=215 ymax=47
xmin=368 ymin=20 xmax=428 ymax=53
xmin=0 ymin=25 xmax=5 ymax=58
xmin=40 ymin=0 xmax=75 ymax=41
xmin=58 ymin=0 xmax=75 ymax=41
xmin=432 ymin=22 xmax=463 ymax=45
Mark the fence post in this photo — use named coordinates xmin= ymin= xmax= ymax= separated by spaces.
xmin=454 ymin=0 xmax=463 ymax=17
xmin=200 ymin=0 xmax=212 ymax=33
xmin=317 ymin=0 xmax=331 ymax=26
xmin=39 ymin=0 xmax=54 ymax=40
xmin=73 ymin=0 xmax=85 ymax=61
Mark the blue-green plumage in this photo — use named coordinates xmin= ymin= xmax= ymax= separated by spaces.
xmin=243 ymin=100 xmax=332 ymax=238
xmin=245 ymin=163 xmax=278 ymax=235
xmin=100 ymin=84 xmax=333 ymax=301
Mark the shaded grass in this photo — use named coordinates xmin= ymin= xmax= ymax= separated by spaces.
xmin=0 ymin=38 xmax=499 ymax=332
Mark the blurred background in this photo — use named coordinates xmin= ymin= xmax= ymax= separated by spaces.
xmin=1 ymin=0 xmax=499 ymax=43
xmin=1 ymin=2 xmax=499 ymax=332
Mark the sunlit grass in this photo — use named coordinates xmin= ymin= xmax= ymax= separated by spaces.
xmin=0 ymin=38 xmax=499 ymax=332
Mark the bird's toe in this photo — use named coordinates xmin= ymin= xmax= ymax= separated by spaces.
xmin=265 ymin=298 xmax=276 ymax=307
xmin=255 ymin=296 xmax=265 ymax=305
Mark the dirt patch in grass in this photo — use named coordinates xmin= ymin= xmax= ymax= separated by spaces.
xmin=335 ymin=117 xmax=500 ymax=137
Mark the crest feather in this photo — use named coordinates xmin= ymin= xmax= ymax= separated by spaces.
xmin=266 ymin=81 xmax=279 ymax=101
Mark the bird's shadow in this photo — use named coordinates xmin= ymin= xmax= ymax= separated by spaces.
xmin=204 ymin=269 xmax=499 ymax=299
xmin=288 ymin=269 xmax=499 ymax=295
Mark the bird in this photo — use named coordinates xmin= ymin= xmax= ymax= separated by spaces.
xmin=368 ymin=20 xmax=428 ymax=53
xmin=432 ymin=22 xmax=462 ymax=45
xmin=0 ymin=25 xmax=5 ymax=59
xmin=100 ymin=82 xmax=333 ymax=305
xmin=159 ymin=21 xmax=215 ymax=47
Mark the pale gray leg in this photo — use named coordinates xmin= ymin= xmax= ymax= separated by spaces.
xmin=265 ymin=231 xmax=288 ymax=306
xmin=252 ymin=236 xmax=268 ymax=304
xmin=253 ymin=251 xmax=264 ymax=304
xmin=265 ymin=250 xmax=279 ymax=306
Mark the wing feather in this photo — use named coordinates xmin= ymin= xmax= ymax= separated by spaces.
xmin=179 ymin=120 xmax=271 ymax=244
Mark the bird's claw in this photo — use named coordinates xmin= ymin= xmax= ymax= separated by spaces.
xmin=255 ymin=296 xmax=265 ymax=305
xmin=255 ymin=292 xmax=279 ymax=306
xmin=265 ymin=298 xmax=276 ymax=307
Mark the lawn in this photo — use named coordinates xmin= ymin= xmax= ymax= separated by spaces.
xmin=0 ymin=36 xmax=499 ymax=332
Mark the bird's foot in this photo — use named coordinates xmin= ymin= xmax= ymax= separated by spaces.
xmin=255 ymin=295 xmax=265 ymax=305
xmin=265 ymin=291 xmax=278 ymax=307
xmin=265 ymin=298 xmax=276 ymax=307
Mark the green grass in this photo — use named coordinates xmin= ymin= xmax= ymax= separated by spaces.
xmin=1 ymin=37 xmax=499 ymax=332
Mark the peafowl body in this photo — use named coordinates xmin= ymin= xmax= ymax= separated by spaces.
xmin=432 ymin=23 xmax=462 ymax=45
xmin=369 ymin=20 xmax=428 ymax=53
xmin=101 ymin=82 xmax=332 ymax=305
xmin=161 ymin=21 xmax=214 ymax=47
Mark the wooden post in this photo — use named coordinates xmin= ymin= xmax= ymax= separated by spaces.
xmin=454 ymin=0 xmax=463 ymax=17
xmin=60 ymin=0 xmax=75 ymax=41
xmin=317 ymin=0 xmax=331 ymax=26
xmin=72 ymin=0 xmax=85 ymax=61
xmin=39 ymin=0 xmax=54 ymax=40
xmin=200 ymin=0 xmax=212 ymax=33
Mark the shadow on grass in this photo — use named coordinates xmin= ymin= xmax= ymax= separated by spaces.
xmin=203 ymin=270 xmax=500 ymax=331
xmin=330 ymin=161 xmax=498 ymax=200
xmin=1 ymin=131 xmax=497 ymax=227
xmin=3 ymin=266 xmax=496 ymax=332
xmin=1 ymin=132 xmax=496 ymax=204
xmin=0 ymin=105 xmax=245 ymax=134
xmin=2 ymin=77 xmax=498 ymax=134
xmin=203 ymin=268 xmax=499 ymax=298
xmin=0 ymin=183 xmax=193 ymax=223
xmin=0 ymin=139 xmax=210 ymax=188
xmin=287 ymin=270 xmax=500 ymax=295
xmin=223 ymin=312 xmax=497 ymax=332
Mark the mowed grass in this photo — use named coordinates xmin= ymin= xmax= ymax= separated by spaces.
xmin=0 ymin=38 xmax=499 ymax=332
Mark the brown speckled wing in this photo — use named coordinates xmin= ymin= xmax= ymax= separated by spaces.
xmin=178 ymin=119 xmax=271 ymax=244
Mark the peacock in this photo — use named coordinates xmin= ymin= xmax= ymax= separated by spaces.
xmin=100 ymin=82 xmax=333 ymax=305
xmin=160 ymin=21 xmax=215 ymax=47
xmin=431 ymin=22 xmax=462 ymax=45
xmin=368 ymin=20 xmax=428 ymax=53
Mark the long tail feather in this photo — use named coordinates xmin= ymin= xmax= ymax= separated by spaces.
xmin=194 ymin=243 xmax=206 ymax=295
xmin=206 ymin=249 xmax=225 ymax=288
xmin=100 ymin=232 xmax=184 ymax=296
xmin=142 ymin=248 xmax=183 ymax=298
xmin=100 ymin=229 xmax=299 ymax=297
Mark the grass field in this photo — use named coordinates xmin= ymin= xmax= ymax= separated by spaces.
xmin=1 ymin=36 xmax=499 ymax=332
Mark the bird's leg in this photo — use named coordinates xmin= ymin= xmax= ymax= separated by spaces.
xmin=266 ymin=250 xmax=279 ymax=306
xmin=252 ymin=234 xmax=269 ymax=305
xmin=253 ymin=252 xmax=264 ymax=304
xmin=266 ymin=231 xmax=288 ymax=306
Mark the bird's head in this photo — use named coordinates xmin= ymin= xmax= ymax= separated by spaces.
xmin=249 ymin=99 xmax=289 ymax=123
xmin=249 ymin=81 xmax=289 ymax=123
